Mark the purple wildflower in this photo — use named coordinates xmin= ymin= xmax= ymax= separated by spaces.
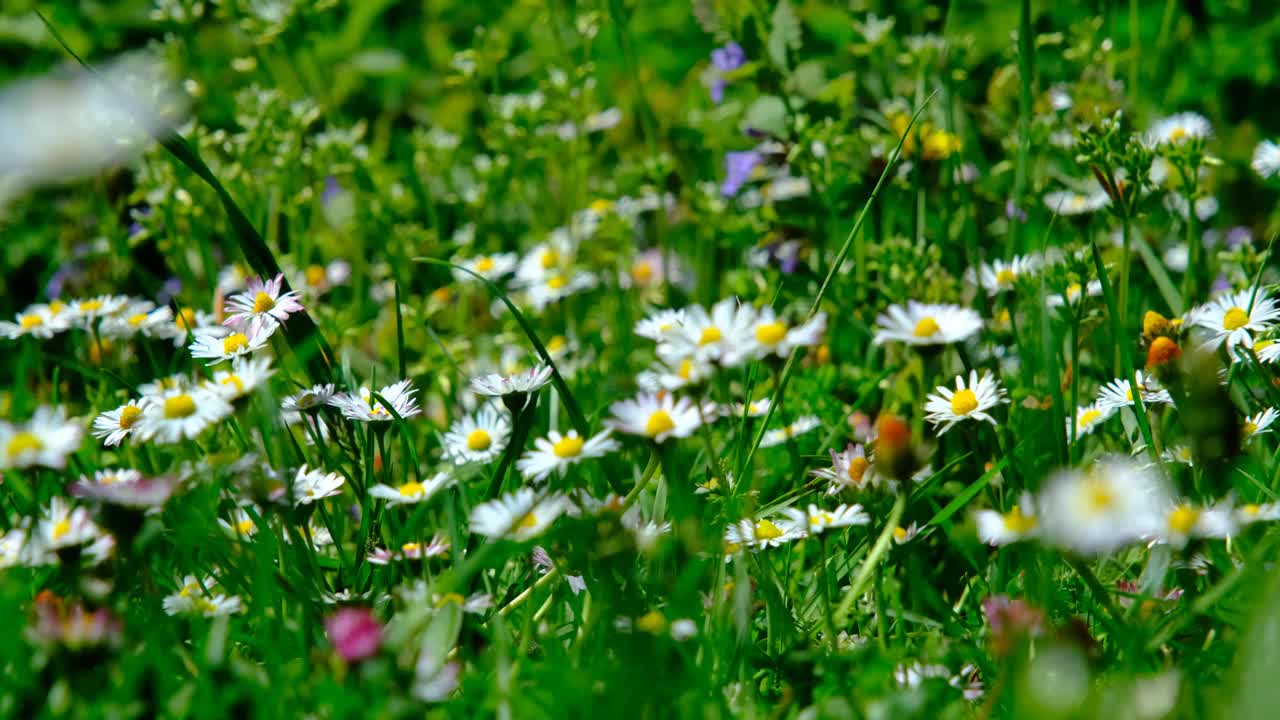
xmin=722 ymin=150 xmax=762 ymax=197
xmin=708 ymin=42 xmax=746 ymax=104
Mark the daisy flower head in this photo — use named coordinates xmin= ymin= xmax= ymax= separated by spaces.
xmin=133 ymin=386 xmax=233 ymax=444
xmin=208 ymin=355 xmax=275 ymax=402
xmin=975 ymin=494 xmax=1038 ymax=546
xmin=1236 ymin=501 xmax=1280 ymax=527
xmin=442 ymin=405 xmax=511 ymax=465
xmin=470 ymin=488 xmax=570 ymax=541
xmin=290 ymin=465 xmax=345 ymax=506
xmin=727 ymin=396 xmax=772 ymax=419
xmin=812 ymin=443 xmax=880 ymax=494
xmin=1252 ymin=140 xmax=1280 ymax=180
xmin=972 ymin=255 xmax=1039 ymax=296
xmin=1036 ymin=456 xmax=1169 ymax=555
xmin=220 ymin=507 xmax=262 ymax=538
xmin=453 ymin=252 xmax=518 ymax=282
xmin=1189 ymin=289 xmax=1280 ymax=350
xmin=370 ymin=471 xmax=455 ymax=505
xmin=1 ymin=406 xmax=84 ymax=470
xmin=1046 ymin=280 xmax=1103 ymax=308
xmin=760 ymin=415 xmax=822 ymax=448
xmin=744 ymin=306 xmax=827 ymax=360
xmin=163 ymin=576 xmax=244 ymax=617
xmin=1156 ymin=499 xmax=1236 ymax=549
xmin=138 ymin=374 xmax=193 ymax=397
xmin=1147 ymin=112 xmax=1212 ymax=146
xmin=517 ymin=429 xmax=620 ymax=483
xmin=91 ymin=399 xmax=150 ymax=447
xmin=470 ymin=364 xmax=554 ymax=402
xmin=68 ymin=295 xmax=129 ymax=327
xmin=1242 ymin=407 xmax=1279 ymax=444
xmin=873 ymin=301 xmax=983 ymax=347
xmin=923 ymin=370 xmax=1008 ymax=435
xmin=723 ymin=517 xmax=804 ymax=553
xmin=71 ymin=469 xmax=178 ymax=508
xmin=621 ymin=248 xmax=684 ymax=290
xmin=36 ymin=497 xmax=100 ymax=552
xmin=663 ymin=297 xmax=756 ymax=366
xmin=781 ymin=503 xmax=870 ymax=536
xmin=637 ymin=355 xmax=714 ymax=393
xmin=99 ymin=300 xmax=163 ymax=338
xmin=166 ymin=307 xmax=224 ymax=346
xmin=189 ymin=324 xmax=270 ymax=365
xmin=328 ymin=380 xmax=421 ymax=422
xmin=634 ymin=308 xmax=686 ymax=342
xmin=1162 ymin=445 xmax=1195 ymax=466
xmin=525 ymin=271 xmax=597 ymax=312
xmin=0 ymin=302 xmax=73 ymax=340
xmin=281 ymin=384 xmax=336 ymax=413
xmin=1096 ymin=370 xmax=1173 ymax=412
xmin=224 ymin=273 xmax=304 ymax=336
xmin=1068 ymin=402 xmax=1115 ymax=440
xmin=607 ymin=392 xmax=703 ymax=443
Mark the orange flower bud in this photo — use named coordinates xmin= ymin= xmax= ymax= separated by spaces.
xmin=1146 ymin=336 xmax=1182 ymax=369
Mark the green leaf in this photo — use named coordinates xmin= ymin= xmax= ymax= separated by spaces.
xmin=767 ymin=0 xmax=802 ymax=71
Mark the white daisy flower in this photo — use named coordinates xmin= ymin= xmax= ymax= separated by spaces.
xmin=0 ymin=406 xmax=84 ymax=470
xmin=35 ymin=497 xmax=100 ymax=552
xmin=1236 ymin=501 xmax=1280 ymax=526
xmin=163 ymin=576 xmax=244 ymax=617
xmin=67 ymin=294 xmax=129 ymax=326
xmin=892 ymin=522 xmax=921 ymax=545
xmin=634 ymin=309 xmax=686 ymax=341
xmin=760 ymin=415 xmax=822 ymax=448
xmin=281 ymin=384 xmax=336 ymax=412
xmin=0 ymin=302 xmax=74 ymax=340
xmin=1046 ymin=280 xmax=1104 ymax=308
xmin=974 ymin=493 xmax=1038 ymax=546
xmin=780 ymin=503 xmax=870 ymax=535
xmin=1242 ymin=408 xmax=1279 ymax=443
xmin=1036 ymin=457 xmax=1168 ymax=555
xmin=224 ymin=273 xmax=304 ymax=337
xmin=743 ymin=307 xmax=827 ymax=360
xmin=1162 ymin=445 xmax=1195 ymax=466
xmin=470 ymin=364 xmax=554 ymax=398
xmin=525 ymin=271 xmax=597 ymax=312
xmin=1067 ymin=402 xmax=1115 ymax=439
xmin=873 ymin=301 xmax=983 ymax=346
xmin=621 ymin=248 xmax=683 ymax=290
xmin=1147 ymin=112 xmax=1212 ymax=146
xmin=811 ymin=443 xmax=880 ymax=494
xmin=208 ymin=355 xmax=275 ymax=401
xmin=660 ymin=297 xmax=756 ymax=366
xmin=637 ymin=355 xmax=714 ymax=392
xmin=1043 ymin=186 xmax=1110 ymax=215
xmin=971 ymin=255 xmax=1039 ymax=295
xmin=442 ymin=405 xmax=511 ymax=465
xmin=367 ymin=536 xmax=452 ymax=564
xmin=470 ymin=488 xmax=571 ymax=541
xmin=71 ymin=469 xmax=177 ymax=508
xmin=923 ymin=370 xmax=1008 ymax=435
xmin=100 ymin=301 xmax=170 ymax=338
xmin=291 ymin=465 xmax=345 ymax=506
xmin=138 ymin=374 xmax=193 ymax=397
xmin=1189 ymin=289 xmax=1280 ymax=350
xmin=90 ymin=399 xmax=149 ymax=447
xmin=723 ymin=517 xmax=804 ymax=552
xmin=369 ymin=472 xmax=454 ymax=505
xmin=0 ymin=526 xmax=31 ymax=569
xmin=1155 ymin=500 xmax=1236 ymax=548
xmin=453 ymin=252 xmax=518 ymax=282
xmin=189 ymin=325 xmax=271 ymax=364
xmin=1252 ymin=140 xmax=1280 ymax=179
xmin=1096 ymin=370 xmax=1173 ymax=412
xmin=328 ymin=380 xmax=421 ymax=422
xmin=133 ymin=386 xmax=233 ymax=444
xmin=515 ymin=235 xmax=576 ymax=286
xmin=166 ymin=308 xmax=225 ymax=346
xmin=517 ymin=429 xmax=619 ymax=483
xmin=220 ymin=507 xmax=263 ymax=538
xmin=606 ymin=392 xmax=703 ymax=443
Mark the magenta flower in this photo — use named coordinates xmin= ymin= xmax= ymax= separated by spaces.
xmin=325 ymin=607 xmax=382 ymax=662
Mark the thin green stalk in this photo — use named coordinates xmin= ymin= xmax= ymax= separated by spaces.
xmin=834 ymin=493 xmax=905 ymax=626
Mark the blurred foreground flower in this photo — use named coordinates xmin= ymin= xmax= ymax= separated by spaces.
xmin=326 ymin=607 xmax=382 ymax=662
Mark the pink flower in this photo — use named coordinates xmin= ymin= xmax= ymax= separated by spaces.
xmin=325 ymin=607 xmax=382 ymax=662
xmin=224 ymin=273 xmax=304 ymax=337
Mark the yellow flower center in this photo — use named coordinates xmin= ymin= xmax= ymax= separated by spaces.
xmin=631 ymin=261 xmax=654 ymax=283
xmin=179 ymin=582 xmax=199 ymax=597
xmin=913 ymin=316 xmax=940 ymax=338
xmin=950 ymin=389 xmax=979 ymax=416
xmin=847 ymin=456 xmax=870 ymax=485
xmin=1223 ymin=307 xmax=1250 ymax=331
xmin=163 ymin=394 xmax=197 ymax=419
xmin=466 ymin=429 xmax=492 ymax=451
xmin=517 ymin=512 xmax=539 ymax=530
xmin=1082 ymin=478 xmax=1114 ymax=514
xmin=1079 ymin=409 xmax=1102 ymax=428
xmin=19 ymin=314 xmax=42 ymax=330
xmin=220 ymin=375 xmax=245 ymax=395
xmin=698 ymin=326 xmax=722 ymax=346
xmin=78 ymin=299 xmax=103 ymax=313
xmin=436 ymin=593 xmax=466 ymax=607
xmin=305 ymin=264 xmax=327 ymax=287
xmin=645 ymin=410 xmax=676 ymax=437
xmin=996 ymin=269 xmax=1016 ymax=285
xmin=222 ymin=333 xmax=249 ymax=355
xmin=194 ymin=598 xmax=218 ymax=614
xmin=52 ymin=519 xmax=71 ymax=541
xmin=547 ymin=335 xmax=567 ymax=353
xmin=1168 ymin=505 xmax=1200 ymax=534
xmin=1125 ymin=387 xmax=1134 ymax=402
xmin=678 ymin=359 xmax=694 ymax=380
xmin=398 ymin=481 xmax=425 ymax=497
xmin=128 ymin=312 xmax=148 ymax=326
xmin=475 ymin=256 xmax=496 ymax=273
xmin=1244 ymin=421 xmax=1259 ymax=437
xmin=119 ymin=405 xmax=142 ymax=429
xmin=754 ymin=519 xmax=784 ymax=540
xmin=547 ymin=275 xmax=568 ymax=290
xmin=1066 ymin=282 xmax=1082 ymax=300
xmin=553 ymin=434 xmax=584 ymax=458
xmin=176 ymin=308 xmax=198 ymax=332
xmin=402 ymin=542 xmax=420 ymax=553
xmin=252 ymin=291 xmax=275 ymax=313
xmin=1002 ymin=505 xmax=1037 ymax=534
xmin=235 ymin=519 xmax=255 ymax=535
xmin=7 ymin=431 xmax=42 ymax=458
xmin=723 ymin=541 xmax=741 ymax=555
xmin=892 ymin=526 xmax=909 ymax=541
xmin=1256 ymin=339 xmax=1276 ymax=352
xmin=48 ymin=300 xmax=65 ymax=315
xmin=589 ymin=199 xmax=613 ymax=214
xmin=636 ymin=610 xmax=667 ymax=634
xmin=1243 ymin=503 xmax=1261 ymax=517
xmin=809 ymin=512 xmax=834 ymax=527
xmin=1168 ymin=126 xmax=1187 ymax=143
xmin=540 ymin=249 xmax=560 ymax=269
xmin=755 ymin=321 xmax=787 ymax=345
